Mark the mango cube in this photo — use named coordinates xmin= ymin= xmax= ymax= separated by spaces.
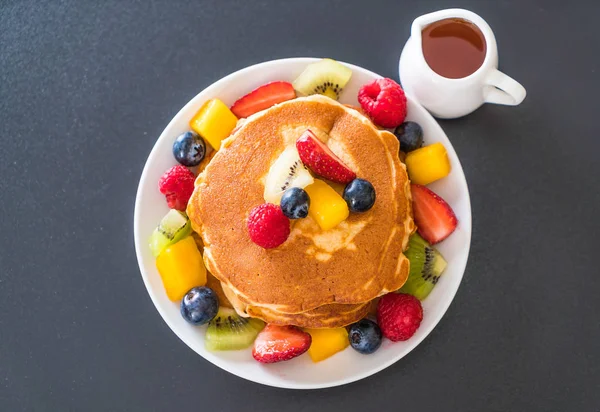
xmin=304 ymin=179 xmax=349 ymax=230
xmin=305 ymin=327 xmax=349 ymax=362
xmin=156 ymin=236 xmax=207 ymax=301
xmin=405 ymin=142 xmax=451 ymax=185
xmin=190 ymin=99 xmax=238 ymax=150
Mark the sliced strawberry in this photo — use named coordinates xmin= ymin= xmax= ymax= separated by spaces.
xmin=230 ymin=81 xmax=296 ymax=118
xmin=252 ymin=324 xmax=311 ymax=364
xmin=296 ymin=129 xmax=356 ymax=184
xmin=411 ymin=184 xmax=458 ymax=244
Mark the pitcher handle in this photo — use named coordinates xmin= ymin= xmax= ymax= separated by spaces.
xmin=484 ymin=69 xmax=527 ymax=106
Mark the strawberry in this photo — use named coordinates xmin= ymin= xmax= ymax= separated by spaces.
xmin=411 ymin=184 xmax=458 ymax=244
xmin=358 ymin=78 xmax=407 ymax=128
xmin=377 ymin=293 xmax=423 ymax=342
xmin=296 ymin=129 xmax=356 ymax=184
xmin=252 ymin=324 xmax=312 ymax=363
xmin=158 ymin=165 xmax=196 ymax=211
xmin=230 ymin=81 xmax=296 ymax=118
xmin=247 ymin=203 xmax=290 ymax=249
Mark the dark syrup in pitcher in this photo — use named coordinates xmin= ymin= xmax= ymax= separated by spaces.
xmin=422 ymin=18 xmax=487 ymax=79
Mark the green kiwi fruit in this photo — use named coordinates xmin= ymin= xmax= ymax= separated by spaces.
xmin=148 ymin=209 xmax=191 ymax=257
xmin=205 ymin=308 xmax=265 ymax=351
xmin=292 ymin=58 xmax=353 ymax=100
xmin=264 ymin=146 xmax=314 ymax=204
xmin=399 ymin=233 xmax=447 ymax=300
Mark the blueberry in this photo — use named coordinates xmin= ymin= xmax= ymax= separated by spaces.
xmin=280 ymin=187 xmax=310 ymax=219
xmin=394 ymin=121 xmax=423 ymax=153
xmin=348 ymin=319 xmax=382 ymax=354
xmin=343 ymin=179 xmax=376 ymax=212
xmin=180 ymin=287 xmax=219 ymax=325
xmin=173 ymin=131 xmax=206 ymax=167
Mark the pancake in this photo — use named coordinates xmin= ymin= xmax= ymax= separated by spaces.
xmin=219 ymin=281 xmax=369 ymax=328
xmin=246 ymin=302 xmax=370 ymax=328
xmin=187 ymin=95 xmax=414 ymax=316
xmin=205 ymin=273 xmax=233 ymax=309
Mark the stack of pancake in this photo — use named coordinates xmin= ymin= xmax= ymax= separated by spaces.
xmin=187 ymin=95 xmax=414 ymax=328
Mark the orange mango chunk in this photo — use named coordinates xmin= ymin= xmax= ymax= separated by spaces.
xmin=156 ymin=236 xmax=207 ymax=301
xmin=405 ymin=142 xmax=451 ymax=185
xmin=304 ymin=179 xmax=349 ymax=230
xmin=190 ymin=99 xmax=238 ymax=150
xmin=305 ymin=327 xmax=349 ymax=362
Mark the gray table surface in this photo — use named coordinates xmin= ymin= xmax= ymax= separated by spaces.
xmin=2 ymin=0 xmax=599 ymax=410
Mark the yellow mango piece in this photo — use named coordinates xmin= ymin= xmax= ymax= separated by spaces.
xmin=156 ymin=236 xmax=207 ymax=301
xmin=405 ymin=142 xmax=451 ymax=185
xmin=190 ymin=99 xmax=238 ymax=150
xmin=304 ymin=179 xmax=349 ymax=230
xmin=305 ymin=327 xmax=349 ymax=362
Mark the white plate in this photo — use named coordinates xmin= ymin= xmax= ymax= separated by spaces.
xmin=133 ymin=58 xmax=472 ymax=389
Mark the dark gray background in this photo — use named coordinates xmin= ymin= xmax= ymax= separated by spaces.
xmin=1 ymin=0 xmax=599 ymax=410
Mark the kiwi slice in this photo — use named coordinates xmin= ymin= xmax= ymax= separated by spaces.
xmin=264 ymin=146 xmax=314 ymax=204
xmin=399 ymin=233 xmax=447 ymax=300
xmin=205 ymin=308 xmax=265 ymax=351
xmin=292 ymin=58 xmax=353 ymax=100
xmin=148 ymin=209 xmax=192 ymax=257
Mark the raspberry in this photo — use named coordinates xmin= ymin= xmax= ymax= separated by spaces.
xmin=358 ymin=78 xmax=407 ymax=128
xmin=376 ymin=293 xmax=423 ymax=341
xmin=158 ymin=165 xmax=196 ymax=211
xmin=247 ymin=204 xmax=290 ymax=249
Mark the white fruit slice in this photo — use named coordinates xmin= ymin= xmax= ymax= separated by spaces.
xmin=264 ymin=146 xmax=314 ymax=204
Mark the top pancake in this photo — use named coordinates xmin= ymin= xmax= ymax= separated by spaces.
xmin=187 ymin=95 xmax=414 ymax=314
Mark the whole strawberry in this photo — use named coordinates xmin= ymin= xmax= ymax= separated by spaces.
xmin=158 ymin=165 xmax=196 ymax=211
xmin=377 ymin=293 xmax=423 ymax=341
xmin=247 ymin=203 xmax=290 ymax=249
xmin=358 ymin=78 xmax=407 ymax=128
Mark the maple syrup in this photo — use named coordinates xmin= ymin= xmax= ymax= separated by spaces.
xmin=421 ymin=18 xmax=487 ymax=79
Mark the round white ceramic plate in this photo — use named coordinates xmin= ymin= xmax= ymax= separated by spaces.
xmin=134 ymin=57 xmax=471 ymax=389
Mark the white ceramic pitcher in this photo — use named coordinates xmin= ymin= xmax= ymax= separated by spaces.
xmin=399 ymin=9 xmax=526 ymax=119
